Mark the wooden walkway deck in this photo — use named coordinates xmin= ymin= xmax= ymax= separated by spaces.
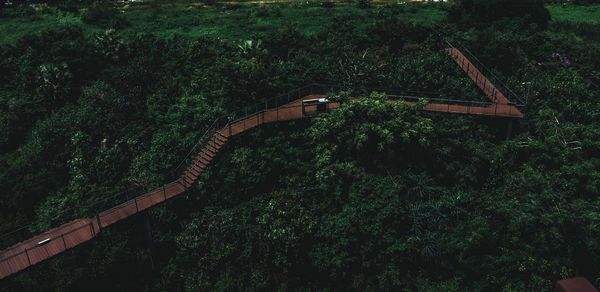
xmin=0 ymin=46 xmax=525 ymax=280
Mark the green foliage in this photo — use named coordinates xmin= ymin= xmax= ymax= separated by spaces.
xmin=356 ymin=0 xmax=372 ymax=9
xmin=309 ymin=92 xmax=432 ymax=187
xmin=449 ymin=0 xmax=551 ymax=29
xmin=1 ymin=2 xmax=600 ymax=292
xmin=81 ymin=3 xmax=128 ymax=28
xmin=548 ymin=4 xmax=600 ymax=25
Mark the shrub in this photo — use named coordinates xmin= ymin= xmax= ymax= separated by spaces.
xmin=200 ymin=0 xmax=217 ymax=5
xmin=56 ymin=0 xmax=80 ymax=13
xmin=448 ymin=0 xmax=550 ymax=29
xmin=8 ymin=4 xmax=37 ymax=17
xmin=251 ymin=6 xmax=282 ymax=17
xmin=81 ymin=3 xmax=128 ymax=28
xmin=321 ymin=1 xmax=335 ymax=8
xmin=356 ymin=0 xmax=371 ymax=9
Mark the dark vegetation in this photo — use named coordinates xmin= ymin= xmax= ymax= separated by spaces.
xmin=0 ymin=0 xmax=600 ymax=291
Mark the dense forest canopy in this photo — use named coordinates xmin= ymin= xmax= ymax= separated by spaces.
xmin=1 ymin=0 xmax=600 ymax=291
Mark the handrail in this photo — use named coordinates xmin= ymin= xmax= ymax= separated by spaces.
xmin=171 ymin=117 xmax=223 ymax=178
xmin=444 ymin=39 xmax=526 ymax=106
xmin=0 ymin=185 xmax=144 ymax=251
xmin=0 ymin=80 xmax=514 ymax=249
xmin=0 ymin=38 xmax=528 ymax=271
xmin=0 ymin=81 xmax=509 ymax=238
xmin=0 ymin=89 xmax=523 ymax=279
xmin=0 ymin=33 xmax=530 ymax=278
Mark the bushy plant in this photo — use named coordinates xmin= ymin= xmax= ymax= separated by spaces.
xmin=321 ymin=1 xmax=335 ymax=8
xmin=448 ymin=0 xmax=550 ymax=29
xmin=7 ymin=4 xmax=37 ymax=17
xmin=81 ymin=2 xmax=128 ymax=28
xmin=251 ymin=6 xmax=282 ymax=17
xmin=356 ymin=0 xmax=371 ymax=9
xmin=56 ymin=0 xmax=80 ymax=13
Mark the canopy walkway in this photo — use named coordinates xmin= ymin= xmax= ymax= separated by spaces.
xmin=0 ymin=45 xmax=525 ymax=280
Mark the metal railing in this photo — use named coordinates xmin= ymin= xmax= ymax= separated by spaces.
xmin=0 ymin=83 xmax=508 ymax=249
xmin=0 ymin=83 xmax=515 ymax=279
xmin=0 ymin=185 xmax=145 ymax=251
xmin=444 ymin=39 xmax=526 ymax=107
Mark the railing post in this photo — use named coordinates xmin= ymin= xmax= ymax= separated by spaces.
xmin=96 ymin=213 xmax=102 ymax=230
xmin=163 ymin=185 xmax=167 ymax=201
xmin=134 ymin=197 xmax=139 ymax=213
xmin=482 ymin=79 xmax=487 ymax=95
xmin=61 ymin=233 xmax=67 ymax=249
xmin=25 ymin=248 xmax=31 ymax=265
xmin=90 ymin=218 xmax=96 ymax=236
xmin=277 ymin=97 xmax=282 ymax=121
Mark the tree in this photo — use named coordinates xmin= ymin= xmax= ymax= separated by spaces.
xmin=448 ymin=0 xmax=550 ymax=29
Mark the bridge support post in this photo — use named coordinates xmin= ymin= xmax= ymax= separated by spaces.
xmin=506 ymin=119 xmax=514 ymax=140
xmin=141 ymin=211 xmax=155 ymax=271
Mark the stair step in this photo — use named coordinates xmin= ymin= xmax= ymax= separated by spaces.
xmin=216 ymin=130 xmax=228 ymax=139
xmin=195 ymin=155 xmax=211 ymax=165
xmin=215 ymin=133 xmax=228 ymax=143
xmin=198 ymin=149 xmax=214 ymax=158
xmin=214 ymin=134 xmax=227 ymax=144
xmin=176 ymin=178 xmax=188 ymax=188
xmin=204 ymin=145 xmax=217 ymax=155
xmin=179 ymin=176 xmax=192 ymax=188
xmin=208 ymin=140 xmax=222 ymax=150
xmin=205 ymin=142 xmax=218 ymax=151
xmin=196 ymin=151 xmax=213 ymax=162
xmin=185 ymin=172 xmax=197 ymax=182
xmin=193 ymin=162 xmax=208 ymax=172
xmin=191 ymin=163 xmax=204 ymax=173
xmin=213 ymin=138 xmax=225 ymax=147
xmin=188 ymin=167 xmax=201 ymax=177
